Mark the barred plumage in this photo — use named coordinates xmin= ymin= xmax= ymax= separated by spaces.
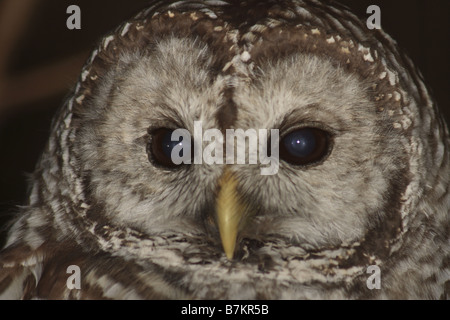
xmin=1 ymin=0 xmax=448 ymax=299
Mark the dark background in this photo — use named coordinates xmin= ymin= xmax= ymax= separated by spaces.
xmin=0 ymin=0 xmax=449 ymax=245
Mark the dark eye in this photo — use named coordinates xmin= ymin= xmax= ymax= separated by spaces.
xmin=148 ymin=128 xmax=190 ymax=168
xmin=280 ymin=127 xmax=330 ymax=166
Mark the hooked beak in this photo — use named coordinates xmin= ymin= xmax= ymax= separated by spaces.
xmin=215 ymin=168 xmax=253 ymax=260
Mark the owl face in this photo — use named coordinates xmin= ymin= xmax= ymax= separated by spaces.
xmin=1 ymin=0 xmax=447 ymax=300
xmin=75 ymin=34 xmax=406 ymax=259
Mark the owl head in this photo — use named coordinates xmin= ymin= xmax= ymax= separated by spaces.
xmin=4 ymin=0 xmax=448 ymax=299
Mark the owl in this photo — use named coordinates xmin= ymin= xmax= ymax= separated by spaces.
xmin=0 ymin=0 xmax=448 ymax=300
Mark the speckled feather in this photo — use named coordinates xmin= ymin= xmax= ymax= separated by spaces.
xmin=0 ymin=0 xmax=448 ymax=299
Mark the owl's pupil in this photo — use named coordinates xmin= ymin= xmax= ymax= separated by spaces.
xmin=149 ymin=128 xmax=188 ymax=168
xmin=280 ymin=128 xmax=330 ymax=166
xmin=161 ymin=131 xmax=184 ymax=158
xmin=283 ymin=130 xmax=316 ymax=158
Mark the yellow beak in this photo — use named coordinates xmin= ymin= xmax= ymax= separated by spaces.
xmin=215 ymin=169 xmax=250 ymax=260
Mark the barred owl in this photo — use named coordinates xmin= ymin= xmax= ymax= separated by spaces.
xmin=1 ymin=0 xmax=449 ymax=300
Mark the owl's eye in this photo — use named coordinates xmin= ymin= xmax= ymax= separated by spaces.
xmin=280 ymin=128 xmax=330 ymax=166
xmin=149 ymin=128 xmax=189 ymax=168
